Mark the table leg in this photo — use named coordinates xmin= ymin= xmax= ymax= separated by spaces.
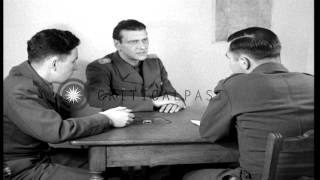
xmin=89 ymin=146 xmax=106 ymax=180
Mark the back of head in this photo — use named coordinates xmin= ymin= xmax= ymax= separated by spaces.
xmin=112 ymin=19 xmax=146 ymax=42
xmin=27 ymin=29 xmax=80 ymax=63
xmin=227 ymin=27 xmax=281 ymax=60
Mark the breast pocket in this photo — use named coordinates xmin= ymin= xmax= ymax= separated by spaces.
xmin=112 ymin=81 xmax=136 ymax=96
xmin=144 ymin=78 xmax=163 ymax=97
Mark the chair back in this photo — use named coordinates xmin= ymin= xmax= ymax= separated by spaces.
xmin=261 ymin=129 xmax=314 ymax=180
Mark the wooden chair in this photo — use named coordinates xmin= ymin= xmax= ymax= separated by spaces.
xmin=261 ymin=129 xmax=314 ymax=180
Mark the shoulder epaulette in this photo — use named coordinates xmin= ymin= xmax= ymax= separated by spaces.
xmin=97 ymin=57 xmax=111 ymax=64
xmin=147 ymin=54 xmax=159 ymax=59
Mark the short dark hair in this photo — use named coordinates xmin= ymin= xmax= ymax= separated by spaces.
xmin=27 ymin=29 xmax=80 ymax=62
xmin=112 ymin=19 xmax=146 ymax=42
xmin=227 ymin=27 xmax=281 ymax=60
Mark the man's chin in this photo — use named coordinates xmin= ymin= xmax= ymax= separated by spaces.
xmin=136 ymin=55 xmax=147 ymax=61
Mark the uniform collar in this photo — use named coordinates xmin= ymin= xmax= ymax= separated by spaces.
xmin=252 ymin=62 xmax=289 ymax=74
xmin=111 ymin=52 xmax=144 ymax=84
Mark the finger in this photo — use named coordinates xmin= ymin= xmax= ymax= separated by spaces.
xmin=170 ymin=105 xmax=178 ymax=113
xmin=168 ymin=105 xmax=176 ymax=113
xmin=177 ymin=101 xmax=186 ymax=109
xmin=127 ymin=118 xmax=134 ymax=123
xmin=174 ymin=106 xmax=181 ymax=112
xmin=164 ymin=104 xmax=173 ymax=113
xmin=126 ymin=117 xmax=134 ymax=123
xmin=182 ymin=102 xmax=187 ymax=108
xmin=123 ymin=109 xmax=133 ymax=112
xmin=113 ymin=106 xmax=127 ymax=111
xmin=128 ymin=113 xmax=135 ymax=118
xmin=159 ymin=105 xmax=166 ymax=113
xmin=125 ymin=120 xmax=131 ymax=126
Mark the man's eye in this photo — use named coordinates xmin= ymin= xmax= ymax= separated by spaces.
xmin=128 ymin=40 xmax=138 ymax=44
xmin=142 ymin=39 xmax=148 ymax=43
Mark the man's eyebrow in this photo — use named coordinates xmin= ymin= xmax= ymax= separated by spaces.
xmin=127 ymin=39 xmax=139 ymax=42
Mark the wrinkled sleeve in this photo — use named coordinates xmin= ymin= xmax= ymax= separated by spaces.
xmin=85 ymin=63 xmax=154 ymax=112
xmin=199 ymin=80 xmax=234 ymax=142
xmin=6 ymin=83 xmax=111 ymax=144
xmin=158 ymin=60 xmax=184 ymax=101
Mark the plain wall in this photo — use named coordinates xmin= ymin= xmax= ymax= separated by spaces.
xmin=3 ymin=0 xmax=314 ymax=109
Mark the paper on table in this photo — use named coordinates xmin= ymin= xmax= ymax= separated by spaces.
xmin=190 ymin=120 xmax=200 ymax=126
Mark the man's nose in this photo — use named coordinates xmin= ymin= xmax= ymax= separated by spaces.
xmin=137 ymin=41 xmax=147 ymax=49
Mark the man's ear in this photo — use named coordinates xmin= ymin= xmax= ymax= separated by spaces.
xmin=238 ymin=55 xmax=251 ymax=70
xmin=47 ymin=56 xmax=58 ymax=71
xmin=113 ymin=39 xmax=121 ymax=50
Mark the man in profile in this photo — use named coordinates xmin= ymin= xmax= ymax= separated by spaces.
xmin=183 ymin=27 xmax=314 ymax=180
xmin=3 ymin=29 xmax=134 ymax=180
xmin=86 ymin=19 xmax=185 ymax=113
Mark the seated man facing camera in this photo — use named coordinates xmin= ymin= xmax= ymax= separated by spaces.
xmin=3 ymin=29 xmax=134 ymax=180
xmin=183 ymin=27 xmax=314 ymax=180
xmin=85 ymin=19 xmax=185 ymax=113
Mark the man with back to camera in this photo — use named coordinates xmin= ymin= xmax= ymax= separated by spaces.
xmin=3 ymin=29 xmax=135 ymax=180
xmin=85 ymin=19 xmax=186 ymax=113
xmin=183 ymin=27 xmax=314 ymax=180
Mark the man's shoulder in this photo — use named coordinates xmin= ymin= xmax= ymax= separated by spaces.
xmin=4 ymin=75 xmax=36 ymax=95
xmin=97 ymin=56 xmax=112 ymax=64
xmin=219 ymin=73 xmax=247 ymax=86
xmin=145 ymin=54 xmax=163 ymax=66
xmin=146 ymin=54 xmax=160 ymax=60
xmin=87 ymin=55 xmax=114 ymax=72
xmin=89 ymin=56 xmax=112 ymax=66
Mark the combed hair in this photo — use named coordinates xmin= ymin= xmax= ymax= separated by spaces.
xmin=27 ymin=29 xmax=80 ymax=62
xmin=227 ymin=27 xmax=281 ymax=60
xmin=112 ymin=19 xmax=146 ymax=42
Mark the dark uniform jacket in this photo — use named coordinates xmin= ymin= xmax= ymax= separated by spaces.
xmin=200 ymin=63 xmax=314 ymax=180
xmin=3 ymin=61 xmax=111 ymax=171
xmin=85 ymin=51 xmax=183 ymax=111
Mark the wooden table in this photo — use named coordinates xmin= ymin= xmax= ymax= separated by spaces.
xmin=70 ymin=108 xmax=239 ymax=180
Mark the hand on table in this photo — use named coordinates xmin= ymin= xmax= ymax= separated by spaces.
xmin=99 ymin=106 xmax=135 ymax=127
xmin=152 ymin=95 xmax=186 ymax=113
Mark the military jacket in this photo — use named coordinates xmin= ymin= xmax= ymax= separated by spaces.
xmin=3 ymin=61 xmax=111 ymax=162
xmin=199 ymin=63 xmax=314 ymax=179
xmin=85 ymin=52 xmax=183 ymax=111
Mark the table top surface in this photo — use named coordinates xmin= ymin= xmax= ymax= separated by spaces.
xmin=70 ymin=108 xmax=212 ymax=146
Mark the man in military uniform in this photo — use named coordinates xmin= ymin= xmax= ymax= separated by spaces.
xmin=183 ymin=27 xmax=314 ymax=180
xmin=86 ymin=19 xmax=185 ymax=113
xmin=3 ymin=29 xmax=134 ymax=180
